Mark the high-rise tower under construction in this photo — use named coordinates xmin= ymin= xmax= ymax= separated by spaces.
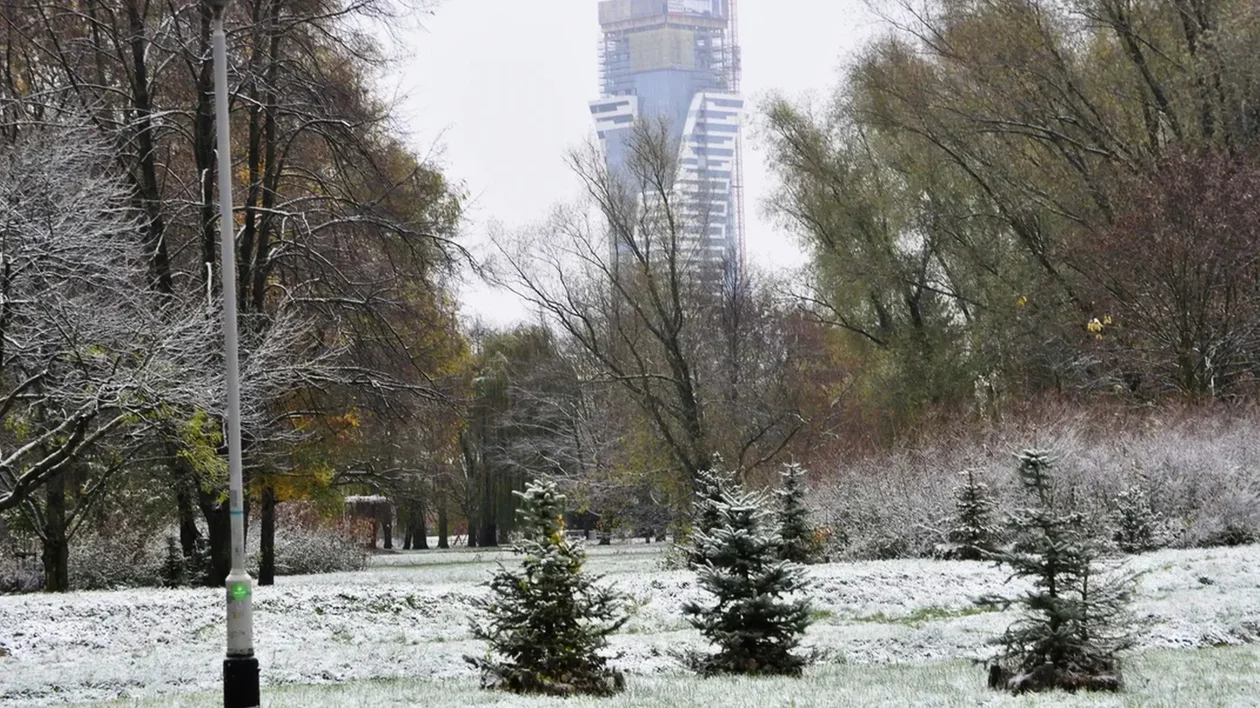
xmin=589 ymin=0 xmax=745 ymax=290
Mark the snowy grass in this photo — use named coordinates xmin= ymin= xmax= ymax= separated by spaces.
xmin=92 ymin=646 xmax=1260 ymax=707
xmin=2 ymin=543 xmax=1258 ymax=705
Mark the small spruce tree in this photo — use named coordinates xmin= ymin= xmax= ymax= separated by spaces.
xmin=776 ymin=462 xmax=818 ymax=564
xmin=1111 ymin=486 xmax=1161 ymax=554
xmin=159 ymin=536 xmax=187 ymax=588
xmin=984 ymin=450 xmax=1134 ymax=694
xmin=683 ymin=485 xmax=814 ymax=676
xmin=947 ymin=469 xmax=1000 ymax=561
xmin=681 ymin=458 xmax=736 ymax=570
xmin=465 ymin=480 xmax=629 ymax=696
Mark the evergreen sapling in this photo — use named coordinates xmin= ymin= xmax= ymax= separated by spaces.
xmin=680 ymin=459 xmax=736 ymax=570
xmin=983 ymin=450 xmax=1134 ymax=694
xmin=1111 ymin=485 xmax=1161 ymax=554
xmin=159 ymin=536 xmax=187 ymax=588
xmin=465 ymin=480 xmax=629 ymax=696
xmin=776 ymin=462 xmax=818 ymax=564
xmin=947 ymin=469 xmax=1000 ymax=561
xmin=683 ymin=484 xmax=815 ymax=676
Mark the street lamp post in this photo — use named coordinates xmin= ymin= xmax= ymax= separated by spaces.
xmin=205 ymin=0 xmax=260 ymax=705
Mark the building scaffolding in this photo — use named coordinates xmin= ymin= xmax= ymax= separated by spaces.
xmin=592 ymin=0 xmax=746 ymax=291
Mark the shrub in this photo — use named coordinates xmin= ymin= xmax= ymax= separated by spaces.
xmin=69 ymin=525 xmax=165 ymax=591
xmin=247 ymin=502 xmax=369 ymax=577
xmin=809 ymin=407 xmax=1260 ymax=561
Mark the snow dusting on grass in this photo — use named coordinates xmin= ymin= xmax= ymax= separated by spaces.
xmin=90 ymin=647 xmax=1260 ymax=707
xmin=1 ymin=544 xmax=1258 ymax=705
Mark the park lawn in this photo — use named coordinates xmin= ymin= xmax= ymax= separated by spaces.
xmin=2 ymin=543 xmax=1258 ymax=705
xmin=92 ymin=646 xmax=1260 ymax=707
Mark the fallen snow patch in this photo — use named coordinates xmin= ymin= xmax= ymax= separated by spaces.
xmin=1 ymin=545 xmax=1257 ymax=705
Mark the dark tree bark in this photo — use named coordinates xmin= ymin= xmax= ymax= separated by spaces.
xmin=41 ymin=471 xmax=69 ymax=592
xmin=196 ymin=481 xmax=232 ymax=587
xmin=438 ymin=493 xmax=450 ymax=549
xmin=258 ymin=483 xmax=276 ymax=586
xmin=402 ymin=504 xmax=413 ymax=550
xmin=175 ymin=483 xmax=202 ymax=559
xmin=479 ymin=522 xmax=498 ymax=548
xmin=416 ymin=500 xmax=429 ymax=549
xmin=123 ymin=0 xmax=175 ymax=295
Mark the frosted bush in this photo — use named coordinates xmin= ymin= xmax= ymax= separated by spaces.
xmin=1110 ymin=486 xmax=1163 ymax=554
xmin=271 ymin=524 xmax=369 ymax=576
xmin=69 ymin=528 xmax=166 ymax=590
xmin=809 ymin=409 xmax=1260 ymax=560
xmin=246 ymin=503 xmax=369 ymax=577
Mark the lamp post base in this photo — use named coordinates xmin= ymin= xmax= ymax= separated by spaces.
xmin=223 ymin=656 xmax=260 ymax=708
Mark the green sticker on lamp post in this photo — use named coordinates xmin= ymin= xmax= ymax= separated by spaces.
xmin=230 ymin=583 xmax=251 ymax=601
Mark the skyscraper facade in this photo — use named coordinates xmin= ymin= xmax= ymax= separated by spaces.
xmin=589 ymin=0 xmax=745 ymax=291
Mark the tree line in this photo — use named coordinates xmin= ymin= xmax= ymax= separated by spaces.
xmin=1 ymin=0 xmax=466 ymax=591
xmin=6 ymin=0 xmax=1260 ymax=592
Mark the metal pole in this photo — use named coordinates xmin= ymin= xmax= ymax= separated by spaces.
xmin=207 ymin=0 xmax=260 ymax=705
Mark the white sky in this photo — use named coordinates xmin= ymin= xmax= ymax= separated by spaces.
xmin=387 ymin=0 xmax=877 ymax=327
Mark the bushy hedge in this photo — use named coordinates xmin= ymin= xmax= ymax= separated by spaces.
xmin=69 ymin=523 xmax=167 ymax=591
xmin=248 ymin=503 xmax=370 ymax=577
xmin=809 ymin=408 xmax=1260 ymax=560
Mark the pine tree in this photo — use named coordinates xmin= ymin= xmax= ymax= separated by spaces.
xmin=465 ymin=480 xmax=629 ymax=696
xmin=947 ymin=469 xmax=1000 ymax=561
xmin=1111 ymin=486 xmax=1160 ymax=554
xmin=159 ymin=536 xmax=187 ymax=588
xmin=694 ymin=459 xmax=734 ymax=536
xmin=683 ymin=485 xmax=815 ymax=677
xmin=681 ymin=458 xmax=735 ymax=570
xmin=984 ymin=450 xmax=1134 ymax=694
xmin=776 ymin=462 xmax=817 ymax=564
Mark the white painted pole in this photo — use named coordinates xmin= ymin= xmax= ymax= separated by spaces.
xmin=208 ymin=0 xmax=260 ymax=704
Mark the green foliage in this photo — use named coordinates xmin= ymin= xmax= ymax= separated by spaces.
xmin=776 ymin=463 xmax=819 ymax=564
xmin=946 ymin=469 xmax=1000 ymax=561
xmin=683 ymin=483 xmax=815 ymax=677
xmin=177 ymin=410 xmax=227 ymax=492
xmin=465 ymin=480 xmax=629 ymax=697
xmin=982 ymin=450 xmax=1134 ymax=694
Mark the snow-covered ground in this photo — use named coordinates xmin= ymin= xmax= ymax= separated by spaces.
xmin=1 ymin=544 xmax=1258 ymax=706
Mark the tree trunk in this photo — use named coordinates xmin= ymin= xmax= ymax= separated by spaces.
xmin=416 ymin=499 xmax=429 ymax=550
xmin=383 ymin=513 xmax=393 ymax=550
xmin=402 ymin=505 xmax=413 ymax=550
xmin=258 ymin=483 xmax=276 ymax=586
xmin=435 ymin=493 xmax=451 ymax=549
xmin=200 ymin=498 xmax=231 ymax=587
xmin=175 ymin=485 xmax=201 ymax=560
xmin=42 ymin=471 xmax=69 ymax=592
xmin=480 ymin=522 xmax=498 ymax=547
xmin=369 ymin=518 xmax=378 ymax=550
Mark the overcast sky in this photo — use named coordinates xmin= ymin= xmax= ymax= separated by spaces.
xmin=386 ymin=0 xmax=877 ymax=327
